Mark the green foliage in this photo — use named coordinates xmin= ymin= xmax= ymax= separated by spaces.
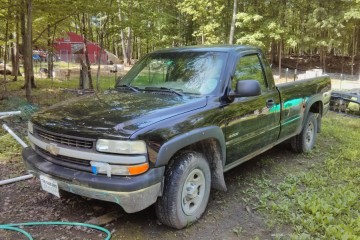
xmin=1 ymin=0 xmax=360 ymax=99
xmin=178 ymin=0 xmax=225 ymax=44
xmin=1 ymin=0 xmax=360 ymax=66
xmin=257 ymin=113 xmax=360 ymax=239
xmin=0 ymin=133 xmax=23 ymax=161
xmin=234 ymin=12 xmax=265 ymax=47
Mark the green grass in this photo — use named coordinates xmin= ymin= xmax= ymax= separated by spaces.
xmin=52 ymin=61 xmax=81 ymax=68
xmin=0 ymin=132 xmax=23 ymax=162
xmin=256 ymin=113 xmax=360 ymax=239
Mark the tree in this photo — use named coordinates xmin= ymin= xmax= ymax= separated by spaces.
xmin=344 ymin=0 xmax=360 ymax=75
xmin=2 ymin=0 xmax=360 ymax=102
xmin=178 ymin=0 xmax=225 ymax=44
xmin=229 ymin=0 xmax=237 ymax=44
xmin=21 ymin=0 xmax=34 ymax=102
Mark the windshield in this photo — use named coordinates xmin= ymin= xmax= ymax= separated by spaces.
xmin=116 ymin=51 xmax=227 ymax=95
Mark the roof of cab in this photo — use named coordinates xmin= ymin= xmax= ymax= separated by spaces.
xmin=153 ymin=45 xmax=258 ymax=53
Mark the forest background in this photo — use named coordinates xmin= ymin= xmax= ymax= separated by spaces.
xmin=1 ymin=0 xmax=360 ymax=101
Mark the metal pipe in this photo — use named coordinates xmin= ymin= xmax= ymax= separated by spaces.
xmin=0 ymin=111 xmax=21 ymax=116
xmin=2 ymin=124 xmax=28 ymax=148
xmin=1 ymin=122 xmax=33 ymax=186
xmin=0 ymin=111 xmax=21 ymax=119
xmin=1 ymin=123 xmax=33 ymax=185
xmin=0 ymin=174 xmax=33 ymax=186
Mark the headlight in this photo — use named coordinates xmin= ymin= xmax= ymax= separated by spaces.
xmin=96 ymin=139 xmax=147 ymax=154
xmin=28 ymin=121 xmax=34 ymax=134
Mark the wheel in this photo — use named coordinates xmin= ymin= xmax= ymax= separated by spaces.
xmin=155 ymin=151 xmax=211 ymax=229
xmin=291 ymin=112 xmax=318 ymax=153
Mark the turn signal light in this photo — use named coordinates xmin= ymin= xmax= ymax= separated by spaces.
xmin=128 ymin=163 xmax=149 ymax=175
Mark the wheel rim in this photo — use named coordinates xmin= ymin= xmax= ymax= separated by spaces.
xmin=181 ymin=169 xmax=206 ymax=216
xmin=305 ymin=121 xmax=315 ymax=148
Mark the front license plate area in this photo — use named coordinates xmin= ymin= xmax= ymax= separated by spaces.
xmin=40 ymin=175 xmax=60 ymax=198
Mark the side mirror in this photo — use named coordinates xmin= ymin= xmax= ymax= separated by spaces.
xmin=232 ymin=80 xmax=261 ymax=97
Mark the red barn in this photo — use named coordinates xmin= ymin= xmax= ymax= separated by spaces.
xmin=54 ymin=32 xmax=108 ymax=64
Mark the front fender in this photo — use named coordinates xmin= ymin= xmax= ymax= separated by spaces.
xmin=155 ymin=126 xmax=226 ymax=167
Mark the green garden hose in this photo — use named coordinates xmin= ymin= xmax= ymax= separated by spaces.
xmin=0 ymin=221 xmax=111 ymax=240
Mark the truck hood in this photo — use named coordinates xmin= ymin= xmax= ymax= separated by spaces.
xmin=31 ymin=92 xmax=207 ymax=139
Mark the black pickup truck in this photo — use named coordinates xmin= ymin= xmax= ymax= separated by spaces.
xmin=23 ymin=45 xmax=331 ymax=229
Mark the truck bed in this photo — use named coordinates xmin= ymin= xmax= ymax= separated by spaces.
xmin=276 ymin=76 xmax=331 ymax=140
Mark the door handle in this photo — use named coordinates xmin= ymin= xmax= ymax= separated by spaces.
xmin=266 ymin=99 xmax=275 ymax=108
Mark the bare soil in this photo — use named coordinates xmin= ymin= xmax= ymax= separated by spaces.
xmin=0 ymin=131 xmax=332 ymax=240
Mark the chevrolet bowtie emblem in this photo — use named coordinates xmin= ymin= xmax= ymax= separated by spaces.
xmin=46 ymin=143 xmax=60 ymax=156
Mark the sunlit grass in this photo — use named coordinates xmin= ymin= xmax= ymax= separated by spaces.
xmin=0 ymin=132 xmax=23 ymax=162
xmin=256 ymin=112 xmax=360 ymax=239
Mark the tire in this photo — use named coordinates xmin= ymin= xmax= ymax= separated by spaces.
xmin=155 ymin=151 xmax=211 ymax=229
xmin=291 ymin=112 xmax=318 ymax=153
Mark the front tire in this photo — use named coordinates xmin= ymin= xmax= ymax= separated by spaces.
xmin=155 ymin=151 xmax=211 ymax=229
xmin=291 ymin=112 xmax=318 ymax=153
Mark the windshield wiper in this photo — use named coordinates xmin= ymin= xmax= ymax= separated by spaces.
xmin=144 ymin=87 xmax=183 ymax=96
xmin=116 ymin=84 xmax=140 ymax=92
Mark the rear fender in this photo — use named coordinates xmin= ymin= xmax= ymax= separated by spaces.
xmin=302 ymin=96 xmax=323 ymax=133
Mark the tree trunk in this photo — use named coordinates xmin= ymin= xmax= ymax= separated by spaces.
xmin=10 ymin=32 xmax=16 ymax=79
xmin=15 ymin=17 xmax=21 ymax=78
xmin=81 ymin=13 xmax=93 ymax=89
xmin=28 ymin=0 xmax=36 ymax=89
xmin=278 ymin=41 xmax=282 ymax=78
xmin=321 ymin=47 xmax=326 ymax=73
xmin=96 ymin=41 xmax=103 ymax=91
xmin=270 ymin=40 xmax=276 ymax=66
xmin=21 ymin=0 xmax=33 ymax=102
xmin=2 ymin=16 xmax=9 ymax=98
xmin=120 ymin=27 xmax=127 ymax=64
xmin=47 ymin=23 xmax=54 ymax=78
xmin=117 ymin=0 xmax=127 ymax=65
xmin=96 ymin=15 xmax=109 ymax=91
xmin=126 ymin=28 xmax=132 ymax=65
xmin=88 ymin=15 xmax=94 ymax=42
xmin=137 ymin=37 xmax=141 ymax=60
xmin=11 ymin=20 xmax=21 ymax=81
xmin=351 ymin=26 xmax=358 ymax=76
xmin=229 ymin=0 xmax=237 ymax=44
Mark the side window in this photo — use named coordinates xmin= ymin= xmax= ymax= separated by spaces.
xmin=232 ymin=54 xmax=267 ymax=91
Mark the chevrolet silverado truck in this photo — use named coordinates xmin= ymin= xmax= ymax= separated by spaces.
xmin=23 ymin=45 xmax=331 ymax=229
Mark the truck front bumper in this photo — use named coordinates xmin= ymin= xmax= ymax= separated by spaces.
xmin=22 ymin=147 xmax=165 ymax=213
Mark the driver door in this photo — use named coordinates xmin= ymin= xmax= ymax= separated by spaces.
xmin=224 ymin=53 xmax=281 ymax=165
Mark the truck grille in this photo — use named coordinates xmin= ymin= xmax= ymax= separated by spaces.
xmin=36 ymin=128 xmax=93 ymax=149
xmin=37 ymin=147 xmax=91 ymax=167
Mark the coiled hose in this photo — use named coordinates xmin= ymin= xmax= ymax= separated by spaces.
xmin=0 ymin=221 xmax=111 ymax=240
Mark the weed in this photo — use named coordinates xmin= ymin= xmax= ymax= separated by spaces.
xmin=233 ymin=226 xmax=244 ymax=236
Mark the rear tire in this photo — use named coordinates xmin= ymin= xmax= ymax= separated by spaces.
xmin=291 ymin=112 xmax=318 ymax=153
xmin=155 ymin=151 xmax=211 ymax=229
